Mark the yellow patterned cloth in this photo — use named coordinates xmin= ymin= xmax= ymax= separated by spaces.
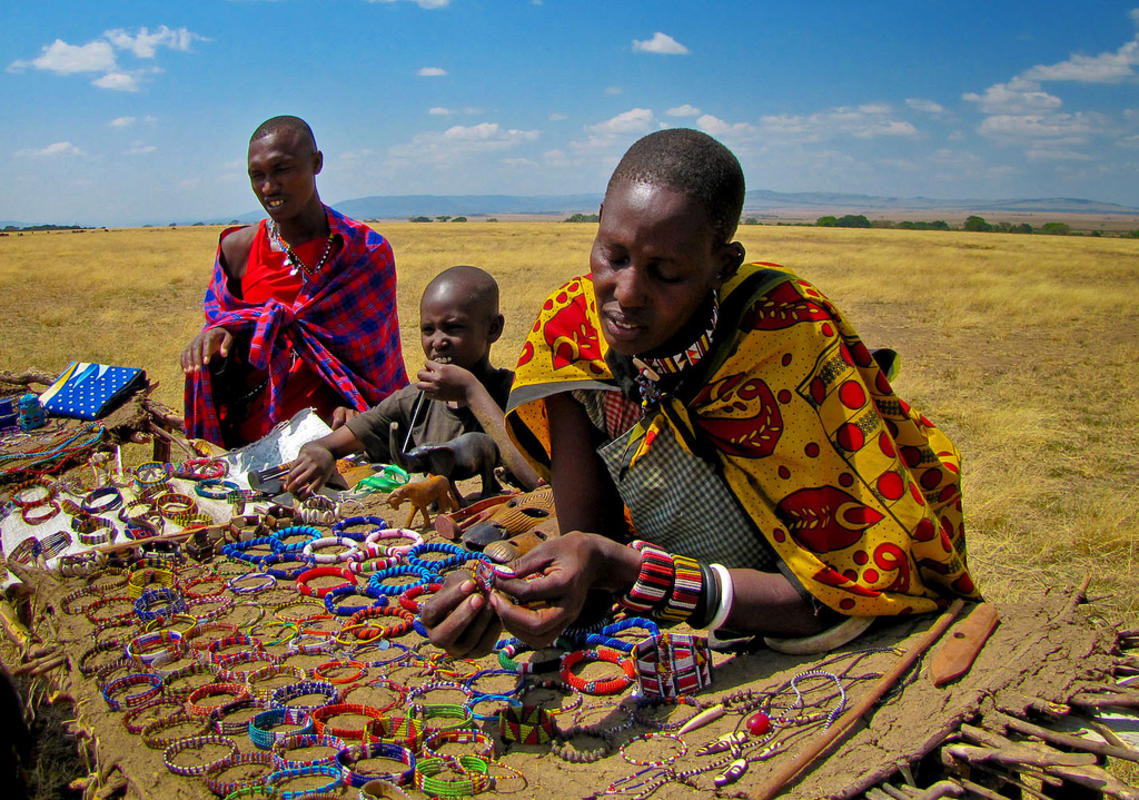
xmin=506 ymin=263 xmax=979 ymax=616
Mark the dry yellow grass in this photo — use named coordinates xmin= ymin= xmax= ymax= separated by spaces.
xmin=2 ymin=223 xmax=1137 ymax=620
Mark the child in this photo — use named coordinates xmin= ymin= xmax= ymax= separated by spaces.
xmin=285 ymin=265 xmax=538 ymax=495
xmin=422 ymin=129 xmax=980 ymax=658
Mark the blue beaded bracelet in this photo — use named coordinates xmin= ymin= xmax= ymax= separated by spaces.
xmin=405 ymin=543 xmax=485 ymax=575
xmin=266 ymin=763 xmax=342 ymax=799
xmin=323 ymin=584 xmax=385 ymax=616
xmin=467 ymin=693 xmax=523 ymax=722
xmin=270 ymin=680 xmax=340 ymax=713
xmin=331 ymin=515 xmax=387 ymax=539
xmin=271 ymin=525 xmax=322 ymax=553
xmin=366 ymin=565 xmax=434 ymax=597
xmin=335 ymin=739 xmax=415 ymax=788
xmin=258 ymin=552 xmax=316 ymax=580
xmin=135 ymin=587 xmax=187 ymax=622
xmin=464 ymin=668 xmax=525 ymax=700
xmin=221 ymin=536 xmax=283 ymax=564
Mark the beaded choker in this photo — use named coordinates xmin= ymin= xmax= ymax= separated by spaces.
xmin=632 ymin=289 xmax=719 ymax=405
xmin=267 ymin=220 xmax=336 ymax=281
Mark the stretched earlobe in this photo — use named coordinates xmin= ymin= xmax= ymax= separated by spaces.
xmin=718 ymin=241 xmax=745 ymax=281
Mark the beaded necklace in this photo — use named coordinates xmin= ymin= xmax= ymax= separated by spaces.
xmin=267 ymin=220 xmax=336 ymax=281
xmin=631 ymin=289 xmax=719 ymax=405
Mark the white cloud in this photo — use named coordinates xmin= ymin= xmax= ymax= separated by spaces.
xmin=906 ymin=98 xmax=944 ymax=114
xmin=759 ymin=105 xmax=918 ymax=142
xmin=9 ymin=39 xmax=115 ymax=74
xmin=387 ymin=122 xmax=539 ymax=169
xmin=127 ymin=141 xmax=157 ymax=155
xmin=695 ymin=114 xmax=757 ymax=138
xmin=429 ymin=107 xmax=453 ymax=115
xmin=418 ymin=66 xmax=446 ymax=76
xmin=632 ymin=32 xmax=689 ymax=55
xmin=667 ymin=104 xmax=701 ymax=117
xmin=1020 ymin=21 xmax=1139 ymax=84
xmin=589 ymin=108 xmax=655 ymax=136
xmin=548 ymin=112 xmax=567 ymax=121
xmin=110 ymin=116 xmax=136 ymax=128
xmin=93 ymin=71 xmax=140 ymax=92
xmin=604 ymin=86 xmax=622 ymax=96
xmin=977 ymin=112 xmax=1099 ymax=142
xmin=368 ymin=0 xmax=450 ymax=7
xmin=502 ymin=157 xmax=539 ymax=168
xmin=105 ymin=26 xmax=206 ymax=58
xmin=1026 ymin=147 xmax=1093 ymax=161
xmin=963 ymin=78 xmax=1062 ymax=114
xmin=16 ymin=141 xmax=82 ymax=158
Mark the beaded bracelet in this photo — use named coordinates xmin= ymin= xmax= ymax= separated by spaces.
xmin=406 ymin=681 xmax=473 ymax=710
xmin=272 ymin=524 xmax=323 ymax=553
xmin=336 ymin=740 xmax=415 ymax=788
xmin=273 ymin=599 xmax=330 ymax=624
xmin=464 ymin=669 xmax=525 ymax=700
xmin=272 ymin=732 xmax=348 ymax=769
xmin=187 ymin=593 xmax=235 ymax=624
xmin=296 ymin=566 xmax=357 ymax=598
xmin=302 ymin=536 xmax=360 ymax=565
xmin=82 ymin=486 xmax=123 ymax=514
xmin=59 ymin=550 xmax=107 ymax=577
xmin=135 ymin=587 xmax=188 ymax=622
xmin=202 ymin=749 xmax=276 ymax=798
xmin=120 ymin=498 xmax=156 ymax=524
xmin=466 ymin=693 xmax=522 ymax=723
xmin=366 ymin=565 xmax=433 ymax=597
xmin=549 ymin=732 xmax=613 ymax=763
xmin=213 ymin=697 xmax=268 ymax=736
xmin=630 ymin=695 xmax=704 ymax=731
xmin=79 ymin=639 xmax=125 ymax=677
xmin=313 ymin=659 xmax=367 ymax=685
xmin=7 ymin=536 xmax=41 ymax=565
xmin=266 ymin=763 xmax=343 ymax=800
xmin=123 ymin=517 xmax=161 ymax=540
xmin=187 ymin=682 xmax=252 ymax=716
xmin=125 ymin=630 xmax=185 ymax=665
xmin=579 ymin=617 xmax=661 ymax=653
xmin=495 ymin=637 xmax=570 ymax=674
xmin=422 ymin=727 xmax=496 ymax=762
xmin=270 ymin=680 xmax=340 ymax=713
xmin=127 ymin=566 xmax=176 ymax=598
xmin=95 ymin=657 xmax=139 ymax=689
xmin=311 ymin=702 xmax=386 ymax=740
xmin=221 ymin=536 xmax=283 ymax=565
xmin=11 ymin=477 xmax=55 ymax=508
xmin=413 ymin=755 xmax=491 ymax=797
xmin=102 ymin=672 xmax=163 ymax=711
xmin=194 ymin=478 xmax=240 ymax=500
xmin=249 ymin=706 xmax=314 ymax=750
xmin=21 ymin=501 xmax=61 ymax=525
xmin=173 ymin=457 xmax=229 ymax=481
xmin=396 ymin=582 xmax=442 ymax=614
xmin=227 ymin=570 xmax=278 ymax=595
xmin=245 ymin=664 xmax=309 ymax=698
xmin=499 ymin=704 xmax=557 ymax=745
xmin=370 ymin=715 xmax=423 ymax=751
xmin=122 ymin=696 xmax=187 ymax=735
xmin=405 ymin=542 xmax=482 ymax=575
xmin=259 ymin=552 xmax=315 ymax=581
xmin=332 ymin=515 xmax=387 ymax=539
xmin=342 ymin=677 xmax=405 ymax=715
xmin=160 ymin=661 xmax=218 ymax=701
xmin=86 ymin=594 xmax=138 ymax=626
xmin=559 ymin=647 xmax=636 ymax=695
xmin=164 ymin=734 xmax=239 ymax=777
xmin=618 ymin=730 xmax=688 ymax=767
xmin=363 ymin=528 xmax=422 ymax=558
xmin=217 ymin=650 xmax=282 ymax=682
xmin=134 ymin=461 xmax=171 ymax=489
xmin=142 ymin=710 xmax=215 ymax=749
xmin=173 ymin=512 xmax=215 ymax=530
xmin=202 ymin=633 xmax=265 ymax=665
xmin=324 ymin=584 xmax=383 ymax=617
xmin=620 ymin=542 xmax=674 ymax=614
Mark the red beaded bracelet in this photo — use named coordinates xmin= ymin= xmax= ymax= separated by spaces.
xmin=559 ymin=647 xmax=637 ymax=696
xmin=310 ymin=702 xmax=386 ymax=740
xmin=186 ymin=681 xmax=251 ymax=717
xmin=398 ymin=582 xmax=444 ymax=613
xmin=295 ymin=566 xmax=356 ymax=598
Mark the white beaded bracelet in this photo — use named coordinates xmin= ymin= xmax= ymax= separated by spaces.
xmin=707 ymin=563 xmax=734 ymax=632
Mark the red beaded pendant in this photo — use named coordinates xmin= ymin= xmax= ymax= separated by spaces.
xmin=746 ymin=710 xmax=771 ymax=736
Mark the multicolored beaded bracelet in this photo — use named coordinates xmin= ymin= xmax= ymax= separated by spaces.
xmin=248 ymin=706 xmax=314 ymax=750
xmin=270 ymin=680 xmax=340 ymax=714
xmin=324 ymin=584 xmax=383 ymax=617
xmin=81 ymin=486 xmax=123 ymax=514
xmin=201 ymin=749 xmax=276 ymax=797
xmin=221 ymin=536 xmax=283 ymax=565
xmin=86 ymin=594 xmax=138 ymax=626
xmin=499 ymin=704 xmax=557 ymax=745
xmin=163 ymin=733 xmax=239 ymax=777
xmin=213 ymin=697 xmax=268 ymax=736
xmin=135 ymin=587 xmax=188 ymax=622
xmin=618 ymin=730 xmax=688 ymax=767
xmin=369 ymin=715 xmax=423 ymax=751
xmin=396 ymin=582 xmax=443 ymax=614
xmin=465 ymin=693 xmax=522 ymax=723
xmin=121 ymin=696 xmax=186 ymax=735
xmin=336 ymin=739 xmax=416 ymax=788
xmin=194 ymin=478 xmax=240 ymax=500
xmin=303 ymin=536 xmax=360 ymax=564
xmin=187 ymin=681 xmax=252 ymax=717
xmin=21 ymin=501 xmax=61 ymax=525
xmin=559 ymin=646 xmax=636 ymax=695
xmin=227 ymin=570 xmax=278 ymax=595
xmin=311 ymin=702 xmax=386 ymax=740
xmin=363 ymin=528 xmax=422 ymax=558
xmin=413 ymin=755 xmax=491 ymax=797
xmin=142 ymin=710 xmax=215 ymax=749
xmin=366 ymin=565 xmax=434 ymax=597
xmin=102 ymin=672 xmax=163 ymax=711
xmin=332 ymin=515 xmax=388 ymax=539
xmin=271 ymin=732 xmax=348 ymax=770
xmin=421 ymin=727 xmax=496 ymax=761
xmin=266 ymin=763 xmax=343 ymax=800
xmin=159 ymin=661 xmax=218 ymax=701
xmin=259 ymin=552 xmax=316 ymax=581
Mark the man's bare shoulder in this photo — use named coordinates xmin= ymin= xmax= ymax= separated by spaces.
xmin=219 ymin=225 xmax=258 ymax=281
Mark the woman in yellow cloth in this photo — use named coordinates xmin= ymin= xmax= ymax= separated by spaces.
xmin=421 ymin=129 xmax=978 ymax=656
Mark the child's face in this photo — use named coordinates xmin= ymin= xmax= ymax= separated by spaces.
xmin=419 ymin=289 xmax=498 ymax=370
xmin=591 ymin=180 xmax=731 ymax=356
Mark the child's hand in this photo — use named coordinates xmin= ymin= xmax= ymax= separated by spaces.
xmin=416 ymin=361 xmax=477 ymax=404
xmin=285 ymin=442 xmax=336 ymax=497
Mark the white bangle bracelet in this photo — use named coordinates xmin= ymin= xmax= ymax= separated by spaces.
xmin=707 ymin=563 xmax=734 ymax=632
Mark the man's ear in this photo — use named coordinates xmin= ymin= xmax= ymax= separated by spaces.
xmin=596 ymin=203 xmax=604 ymax=223
xmin=487 ymin=313 xmax=505 ymax=344
xmin=313 ymin=150 xmax=324 ymax=176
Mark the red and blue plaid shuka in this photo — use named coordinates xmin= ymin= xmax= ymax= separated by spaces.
xmin=184 ymin=206 xmax=407 ymax=444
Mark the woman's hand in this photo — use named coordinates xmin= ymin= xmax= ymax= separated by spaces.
xmin=490 ymin=533 xmax=639 ymax=648
xmin=419 ymin=570 xmax=502 ymax=658
xmin=416 ymin=361 xmax=478 ymax=405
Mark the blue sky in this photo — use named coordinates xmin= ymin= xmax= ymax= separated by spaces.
xmin=3 ymin=1 xmax=1138 ymax=225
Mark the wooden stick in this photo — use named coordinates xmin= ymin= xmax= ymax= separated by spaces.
xmin=993 ymin=711 xmax=1139 ymax=763
xmin=750 ymin=598 xmax=965 ymax=800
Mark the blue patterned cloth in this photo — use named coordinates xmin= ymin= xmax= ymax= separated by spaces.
xmin=40 ymin=362 xmax=145 ymax=420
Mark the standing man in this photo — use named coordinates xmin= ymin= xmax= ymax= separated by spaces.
xmin=182 ymin=116 xmax=406 ymax=446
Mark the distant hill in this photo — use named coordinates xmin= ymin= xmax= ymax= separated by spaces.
xmin=740 ymin=191 xmax=1139 ymax=215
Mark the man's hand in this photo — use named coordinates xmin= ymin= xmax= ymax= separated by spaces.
xmin=181 ymin=327 xmax=234 ymax=374
xmin=330 ymin=406 xmax=359 ymax=430
xmin=416 ymin=361 xmax=478 ymax=405
xmin=285 ymin=442 xmax=337 ymax=497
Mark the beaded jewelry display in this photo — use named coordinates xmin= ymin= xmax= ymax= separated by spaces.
xmin=163 ymin=734 xmax=239 ymax=777
xmin=336 ymin=740 xmax=416 ymax=788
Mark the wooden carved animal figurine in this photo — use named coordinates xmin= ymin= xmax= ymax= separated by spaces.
xmin=387 ymin=474 xmax=461 ymax=529
xmin=389 ymin=424 xmax=501 ymax=501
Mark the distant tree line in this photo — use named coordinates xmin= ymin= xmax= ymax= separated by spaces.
xmin=3 ymin=223 xmax=89 ymax=232
xmin=752 ymin=213 xmax=1139 ymax=237
xmin=408 ymin=216 xmax=471 ymax=222
xmin=563 ymin=213 xmax=600 ymax=223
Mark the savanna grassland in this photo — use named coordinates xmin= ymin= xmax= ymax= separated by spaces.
xmin=1 ymin=222 xmax=1137 ymax=622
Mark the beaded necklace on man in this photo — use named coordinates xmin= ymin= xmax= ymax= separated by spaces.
xmin=267 ymin=220 xmax=336 ymax=281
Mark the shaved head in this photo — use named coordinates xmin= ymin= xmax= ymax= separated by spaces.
xmin=422 ymin=265 xmax=500 ymax=316
xmin=250 ymin=116 xmax=317 ymax=154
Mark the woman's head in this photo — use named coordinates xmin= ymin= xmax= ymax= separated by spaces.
xmin=591 ymin=129 xmax=746 ymax=356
